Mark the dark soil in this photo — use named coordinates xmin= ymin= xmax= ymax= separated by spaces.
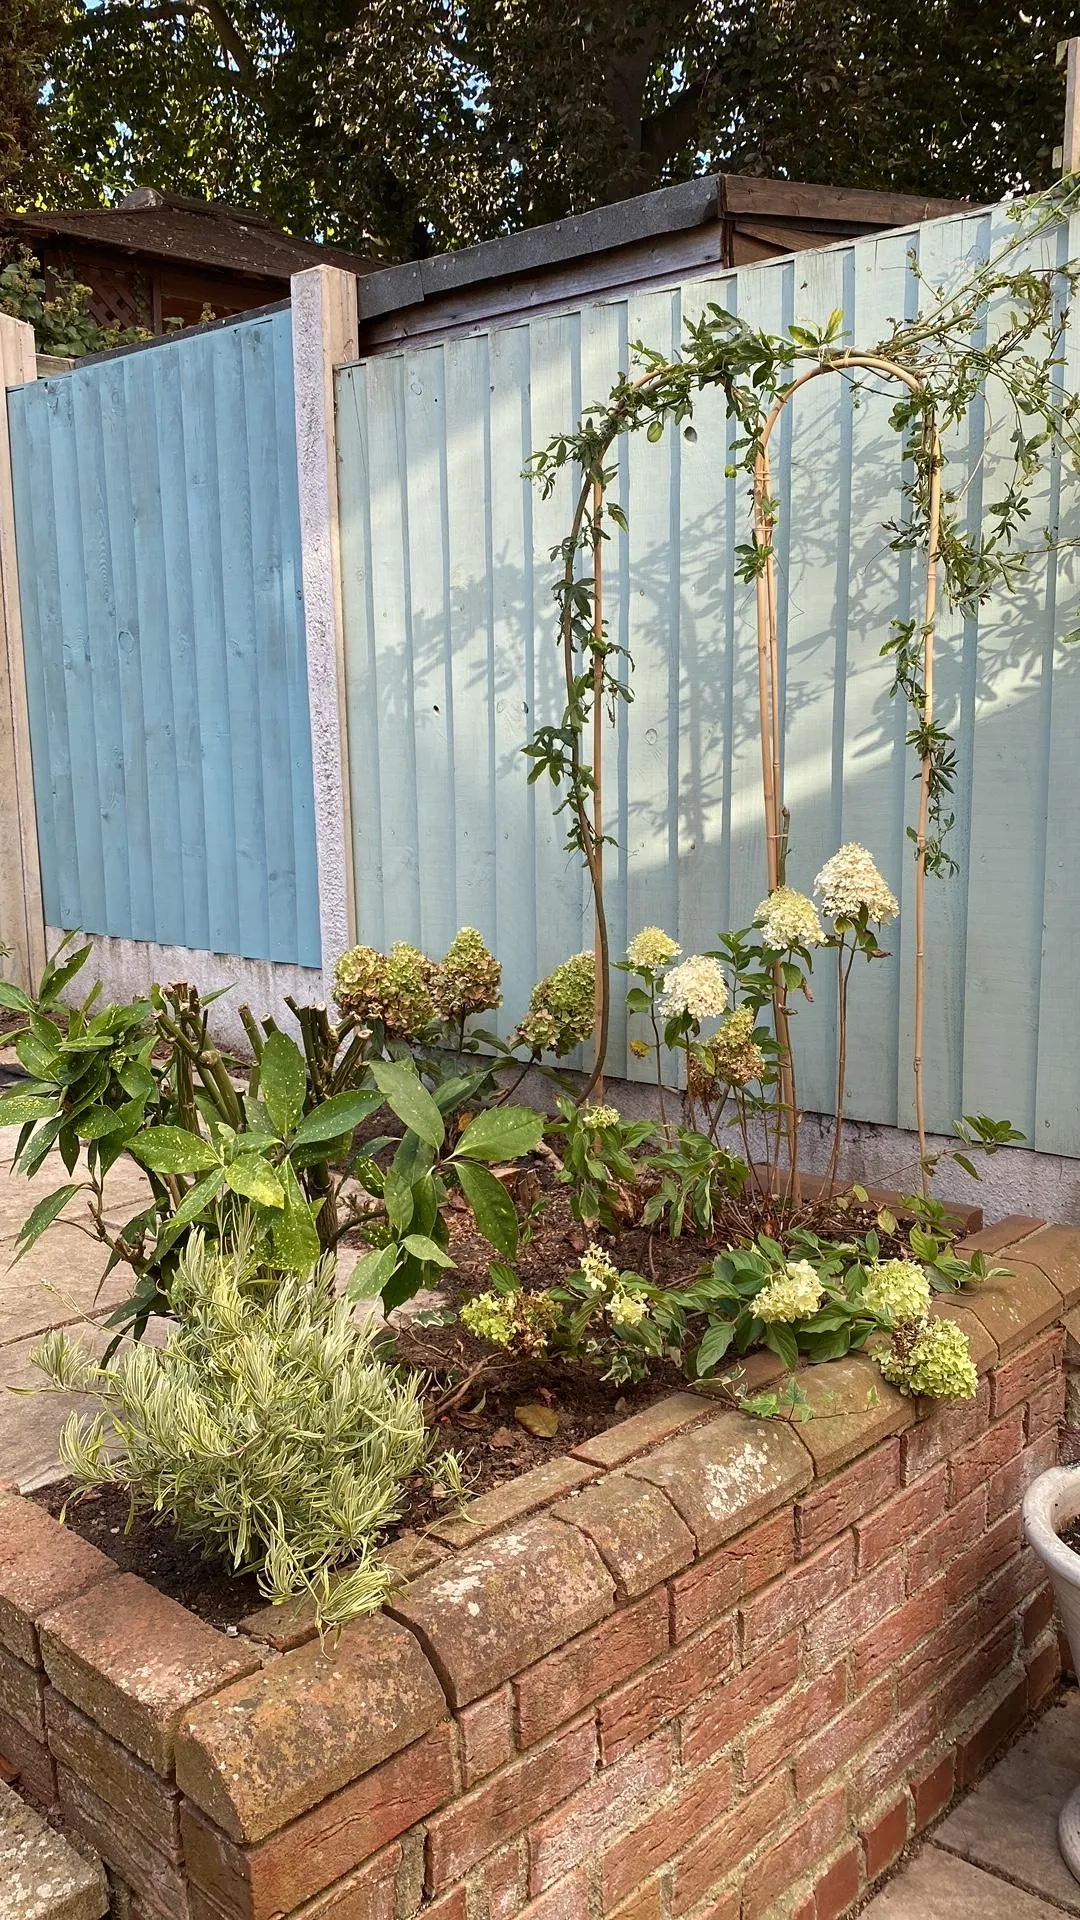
xmin=30 ymin=1159 xmax=921 ymax=1632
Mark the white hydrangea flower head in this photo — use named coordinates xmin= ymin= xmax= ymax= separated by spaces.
xmin=876 ymin=1316 xmax=978 ymax=1400
xmin=754 ymin=886 xmax=826 ymax=951
xmin=608 ymin=1291 xmax=647 ymax=1328
xmin=626 ymin=927 xmax=681 ymax=970
xmin=657 ymin=955 xmax=729 ymax=1023
xmin=581 ymin=1102 xmax=622 ymax=1130
xmin=755 ymin=1258 xmax=824 ymax=1324
xmin=815 ymin=843 xmax=899 ymax=924
xmin=861 ymin=1259 xmax=931 ymax=1325
xmin=579 ymin=1245 xmax=619 ymax=1295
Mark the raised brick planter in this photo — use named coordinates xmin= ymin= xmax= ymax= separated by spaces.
xmin=0 ymin=1214 xmax=1076 ymax=1920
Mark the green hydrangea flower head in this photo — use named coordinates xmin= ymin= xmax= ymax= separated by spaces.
xmin=334 ymin=944 xmax=387 ymax=1021
xmin=581 ymin=1102 xmax=622 ymax=1130
xmin=861 ymin=1259 xmax=932 ymax=1325
xmin=515 ymin=951 xmax=596 ymax=1057
xmin=380 ymin=943 xmax=440 ymax=1034
xmin=710 ymin=1005 xmax=766 ymax=1087
xmin=755 ymin=1258 xmax=824 ymax=1324
xmin=876 ymin=1316 xmax=978 ymax=1400
xmin=437 ymin=927 xmax=502 ymax=1022
xmin=460 ymin=1289 xmax=559 ymax=1356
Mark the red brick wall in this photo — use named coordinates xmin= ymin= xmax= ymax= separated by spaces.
xmin=0 ymin=1214 xmax=1075 ymax=1920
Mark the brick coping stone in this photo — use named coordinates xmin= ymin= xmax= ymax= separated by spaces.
xmin=0 ymin=1209 xmax=1074 ymax=1920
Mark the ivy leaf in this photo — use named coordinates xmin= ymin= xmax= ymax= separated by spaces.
xmin=369 ymin=1060 xmax=445 ymax=1150
xmin=258 ymin=1032 xmax=306 ymax=1138
xmin=130 ymin=1127 xmax=219 ymax=1175
xmin=454 ymin=1105 xmax=544 ymax=1164
xmin=12 ymin=1184 xmax=82 ymax=1262
xmin=455 ymin=1160 xmax=518 ymax=1258
xmin=224 ymin=1156 xmax=285 ymax=1209
xmin=291 ymin=1088 xmax=384 ymax=1147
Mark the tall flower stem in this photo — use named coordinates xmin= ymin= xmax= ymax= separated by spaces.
xmin=828 ymin=938 xmax=858 ymax=1192
xmin=591 ymin=476 xmax=606 ymax=1102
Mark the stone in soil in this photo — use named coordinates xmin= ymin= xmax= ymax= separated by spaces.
xmin=0 ymin=1774 xmax=108 ymax=1920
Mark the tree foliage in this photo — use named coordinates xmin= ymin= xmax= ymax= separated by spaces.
xmin=7 ymin=4 xmax=1080 ymax=261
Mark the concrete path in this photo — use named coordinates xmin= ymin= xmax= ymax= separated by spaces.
xmin=864 ymin=1691 xmax=1080 ymax=1917
xmin=0 ymin=1123 xmax=153 ymax=1490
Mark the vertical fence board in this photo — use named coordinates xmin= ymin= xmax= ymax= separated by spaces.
xmin=8 ymin=308 xmax=319 ymax=968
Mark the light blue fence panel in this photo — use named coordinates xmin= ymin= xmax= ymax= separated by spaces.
xmin=7 ymin=308 xmax=320 ymax=967
xmin=335 ymin=204 xmax=1080 ymax=1149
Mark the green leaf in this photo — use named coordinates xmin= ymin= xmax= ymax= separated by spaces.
xmin=258 ymin=1031 xmax=306 ymax=1137
xmin=155 ymin=1169 xmax=226 ymax=1257
xmin=369 ymin=1060 xmax=444 ymax=1149
xmin=763 ymin=1323 xmax=799 ymax=1371
xmin=695 ymin=1320 xmax=736 ymax=1375
xmin=382 ymin=1167 xmax=415 ymax=1233
xmin=0 ymin=981 xmax=32 ymax=1013
xmin=455 ymin=1159 xmax=519 ymax=1258
xmin=346 ymin=1244 xmax=400 ymax=1300
xmin=76 ymin=1099 xmax=144 ymax=1142
xmin=291 ymin=1088 xmax=384 ymax=1147
xmin=270 ymin=1160 xmax=323 ymax=1272
xmin=402 ymin=1233 xmax=455 ymax=1268
xmin=224 ymin=1157 xmax=285 ymax=1209
xmin=12 ymin=1183 xmax=82 ymax=1262
xmin=0 ymin=1091 xmax=57 ymax=1126
xmin=130 ymin=1127 xmax=219 ymax=1175
xmin=453 ymin=1105 xmax=544 ymax=1164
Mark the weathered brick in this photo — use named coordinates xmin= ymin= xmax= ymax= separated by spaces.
xmin=0 ymin=1493 xmax=117 ymax=1666
xmin=515 ymin=1590 xmax=668 ymax=1748
xmin=528 ymin=1729 xmax=674 ymax=1893
xmin=740 ymin=1535 xmax=853 ymax=1664
xmin=1024 ymin=1585 xmax=1056 ymax=1646
xmin=1013 ymin=1224 xmax=1080 ymax=1308
xmin=896 ymin=1601 xmax=977 ymax=1712
xmin=934 ymin=1624 xmax=1016 ymax=1739
xmin=551 ymin=1475 xmax=696 ymax=1599
xmin=681 ymin=1634 xmax=799 ymax=1770
xmin=789 ymin=1362 xmax=914 ymax=1477
xmin=814 ymin=1845 xmax=863 ymax=1920
xmin=987 ymin=1430 xmax=1059 ymax=1525
xmin=944 ymin=1511 xmax=1019 ymax=1609
xmin=570 ymin=1394 xmax=719 ymax=1468
xmin=975 ymin=1546 xmax=1044 ymax=1640
xmin=599 ymin=1616 xmax=735 ymax=1764
xmin=40 ymin=1573 xmax=259 ymax=1776
xmin=957 ymin=1215 xmax=1044 ymax=1256
xmin=854 ymin=1582 xmax=946 ymax=1691
xmin=1028 ymin=1373 xmax=1067 ymax=1441
xmin=907 ymin=1487 xmax=987 ymax=1595
xmin=626 ymin=1414 xmax=812 ymax=1555
xmin=670 ymin=1510 xmax=793 ymax=1641
xmin=0 ymin=1640 xmax=44 ymax=1739
xmin=796 ymin=1440 xmax=901 ymax=1559
xmin=744 ymin=1662 xmax=847 ymax=1785
xmin=460 ymin=1686 xmax=515 ymax=1787
xmin=966 ymin=1262 xmax=1062 ymax=1360
xmin=46 ymin=1689 xmax=180 ymax=1856
xmin=860 ymin=1796 xmax=909 ymax=1879
xmin=609 ymin=1879 xmax=666 ymax=1920
xmin=381 ymin=1528 xmax=449 ymax=1589
xmin=599 ymin=1756 xmax=735 ymax=1909
xmin=690 ymin=1893 xmax=740 ymax=1920
xmin=219 ymin=1843 xmax=401 ymax=1920
xmin=182 ymin=1725 xmax=455 ymax=1918
xmin=670 ymin=1773 xmax=791 ymax=1917
xmin=0 ymin=1700 xmax=55 ymax=1804
xmin=932 ymin=1299 xmax=999 ymax=1375
xmin=390 ymin=1516 xmax=614 ymax=1709
xmin=806 ymin=1560 xmax=905 ymax=1675
xmin=854 ymin=1465 xmax=947 ymax=1578
xmin=912 ymin=1750 xmax=953 ymax=1830
xmin=58 ymin=1762 xmax=189 ymax=1918
xmin=948 ymin=1409 xmax=1024 ymax=1505
xmin=481 ymin=1839 xmax=526 ymax=1920
xmin=855 ymin=1695 xmax=936 ymax=1805
xmin=795 ymin=1677 xmax=894 ymax=1798
xmin=518 ymin=1869 xmax=590 ymax=1919
xmin=237 ymin=1596 xmax=319 ymax=1652
xmin=901 ymin=1381 xmax=989 ymax=1482
xmin=426 ymin=1718 xmax=596 ymax=1890
xmin=430 ymin=1455 xmax=599 ymax=1548
xmin=990 ymin=1327 xmax=1064 ymax=1417
xmin=955 ymin=1675 xmax=1028 ymax=1787
xmin=742 ymin=1788 xmax=847 ymax=1919
xmin=420 ymin=1889 xmax=468 ymax=1920
xmin=176 ymin=1611 xmax=445 ymax=1843
xmin=1026 ymin=1633 xmax=1060 ymax=1710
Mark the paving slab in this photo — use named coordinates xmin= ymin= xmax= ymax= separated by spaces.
xmin=862 ymin=1846 xmax=1069 ymax=1918
xmin=933 ymin=1692 xmax=1080 ymax=1914
xmin=0 ymin=1773 xmax=108 ymax=1919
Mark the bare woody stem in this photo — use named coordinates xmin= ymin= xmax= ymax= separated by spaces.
xmin=591 ymin=477 xmax=606 ymax=1103
xmin=828 ymin=939 xmax=858 ymax=1192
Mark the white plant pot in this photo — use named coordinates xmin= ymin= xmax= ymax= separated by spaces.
xmin=1023 ymin=1466 xmax=1080 ymax=1882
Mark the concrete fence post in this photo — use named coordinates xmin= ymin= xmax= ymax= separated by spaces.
xmin=0 ymin=318 xmax=45 ymax=990
xmin=291 ymin=266 xmax=359 ymax=1000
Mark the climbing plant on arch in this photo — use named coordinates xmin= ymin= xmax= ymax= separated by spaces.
xmin=525 ymin=180 xmax=1080 ymax=1188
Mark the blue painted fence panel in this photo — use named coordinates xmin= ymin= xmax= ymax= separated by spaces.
xmin=7 ymin=308 xmax=320 ymax=967
xmin=335 ymin=203 xmax=1080 ymax=1152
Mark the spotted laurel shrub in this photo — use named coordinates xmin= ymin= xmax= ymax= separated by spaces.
xmin=33 ymin=1230 xmax=436 ymax=1624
